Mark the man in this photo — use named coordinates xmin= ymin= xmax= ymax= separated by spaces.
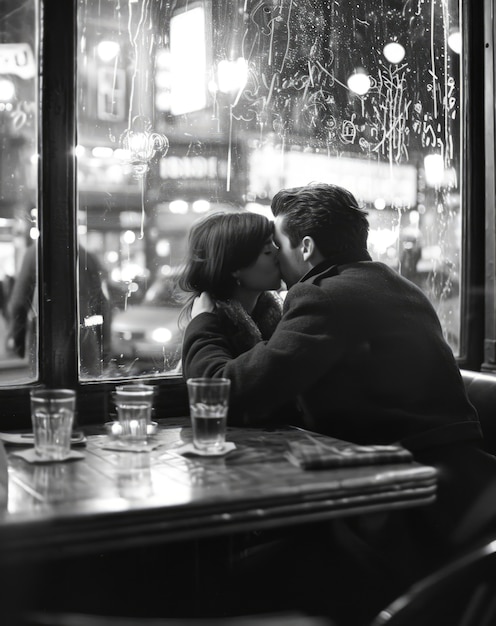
xmin=182 ymin=183 xmax=496 ymax=621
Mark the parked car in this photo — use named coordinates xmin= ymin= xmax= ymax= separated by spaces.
xmin=110 ymin=271 xmax=186 ymax=376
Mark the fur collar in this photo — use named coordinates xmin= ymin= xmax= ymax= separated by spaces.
xmin=215 ymin=291 xmax=283 ymax=355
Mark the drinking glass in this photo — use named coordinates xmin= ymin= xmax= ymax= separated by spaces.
xmin=114 ymin=384 xmax=154 ymax=444
xmin=186 ymin=378 xmax=230 ymax=453
xmin=30 ymin=389 xmax=76 ymax=461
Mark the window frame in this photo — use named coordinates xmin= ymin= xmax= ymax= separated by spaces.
xmin=458 ymin=0 xmax=486 ymax=371
xmin=0 ymin=0 xmax=487 ymax=426
xmin=483 ymin=0 xmax=496 ymax=372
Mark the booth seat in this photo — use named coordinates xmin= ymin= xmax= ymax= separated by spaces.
xmin=461 ymin=369 xmax=496 ymax=456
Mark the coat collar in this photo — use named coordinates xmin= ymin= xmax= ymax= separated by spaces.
xmin=214 ymin=292 xmax=283 ymax=355
xmin=300 ymin=248 xmax=372 ymax=285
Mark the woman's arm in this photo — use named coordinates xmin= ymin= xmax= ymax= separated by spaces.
xmin=182 ymin=283 xmax=344 ymax=423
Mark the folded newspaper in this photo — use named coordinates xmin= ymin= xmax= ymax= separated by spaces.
xmin=285 ymin=436 xmax=413 ymax=469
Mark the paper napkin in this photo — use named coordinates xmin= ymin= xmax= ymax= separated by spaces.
xmin=173 ymin=441 xmax=237 ymax=457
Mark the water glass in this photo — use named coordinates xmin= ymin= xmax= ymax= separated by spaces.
xmin=186 ymin=378 xmax=230 ymax=453
xmin=30 ymin=389 xmax=76 ymax=461
xmin=114 ymin=384 xmax=154 ymax=444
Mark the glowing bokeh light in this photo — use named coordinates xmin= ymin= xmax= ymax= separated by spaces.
xmin=383 ymin=42 xmax=406 ymax=64
xmin=151 ymin=328 xmax=173 ymax=343
xmin=0 ymin=79 xmax=15 ymax=102
xmin=347 ymin=71 xmax=371 ymax=96
xmin=97 ymin=41 xmax=120 ymax=62
xmin=448 ymin=31 xmax=461 ymax=54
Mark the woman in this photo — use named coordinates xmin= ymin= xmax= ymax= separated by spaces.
xmin=179 ymin=210 xmax=283 ymax=359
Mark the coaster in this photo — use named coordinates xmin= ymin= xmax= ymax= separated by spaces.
xmin=11 ymin=448 xmax=85 ymax=464
xmin=100 ymin=438 xmax=163 ymax=452
xmin=174 ymin=441 xmax=236 ymax=457
xmin=0 ymin=431 xmax=87 ymax=446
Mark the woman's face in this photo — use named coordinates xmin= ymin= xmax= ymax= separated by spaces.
xmin=234 ymin=238 xmax=281 ymax=292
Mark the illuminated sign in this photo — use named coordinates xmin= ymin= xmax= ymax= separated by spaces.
xmin=150 ymin=139 xmax=241 ymax=201
xmin=169 ymin=6 xmax=207 ymax=115
xmin=0 ymin=44 xmax=35 ymax=80
xmin=249 ymin=146 xmax=417 ymax=207
xmin=159 ymin=155 xmax=227 ymax=180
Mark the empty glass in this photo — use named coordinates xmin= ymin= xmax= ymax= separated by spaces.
xmin=30 ymin=389 xmax=76 ymax=461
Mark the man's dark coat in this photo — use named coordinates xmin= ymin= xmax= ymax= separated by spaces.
xmin=183 ymin=252 xmax=481 ymax=452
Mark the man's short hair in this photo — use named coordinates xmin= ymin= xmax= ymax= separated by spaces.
xmin=271 ymin=183 xmax=369 ymax=256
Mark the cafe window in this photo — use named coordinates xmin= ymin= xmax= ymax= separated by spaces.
xmin=76 ymin=0 xmax=465 ymax=382
xmin=0 ymin=1 xmax=38 ymax=386
xmin=0 ymin=0 xmax=487 ymax=419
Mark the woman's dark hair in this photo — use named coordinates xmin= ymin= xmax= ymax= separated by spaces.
xmin=271 ymin=183 xmax=369 ymax=257
xmin=179 ymin=210 xmax=273 ymax=322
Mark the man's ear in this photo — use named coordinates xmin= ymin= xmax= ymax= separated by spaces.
xmin=301 ymin=236 xmax=316 ymax=262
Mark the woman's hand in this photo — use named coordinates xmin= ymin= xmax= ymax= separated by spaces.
xmin=191 ymin=292 xmax=215 ymax=318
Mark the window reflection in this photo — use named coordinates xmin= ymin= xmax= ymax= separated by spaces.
xmin=76 ymin=0 xmax=462 ymax=381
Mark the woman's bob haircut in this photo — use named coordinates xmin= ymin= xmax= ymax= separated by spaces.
xmin=179 ymin=210 xmax=274 ymax=306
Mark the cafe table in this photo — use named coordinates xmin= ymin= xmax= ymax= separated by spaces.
xmin=0 ymin=417 xmax=437 ymax=565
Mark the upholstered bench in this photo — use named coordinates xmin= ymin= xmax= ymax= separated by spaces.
xmin=461 ymin=369 xmax=496 ymax=456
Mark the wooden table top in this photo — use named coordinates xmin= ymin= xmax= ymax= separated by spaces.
xmin=0 ymin=418 xmax=437 ymax=564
